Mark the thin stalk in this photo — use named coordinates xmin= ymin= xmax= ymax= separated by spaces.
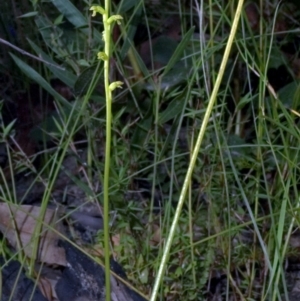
xmin=90 ymin=3 xmax=123 ymax=301
xmin=149 ymin=0 xmax=245 ymax=299
xmin=103 ymin=2 xmax=112 ymax=299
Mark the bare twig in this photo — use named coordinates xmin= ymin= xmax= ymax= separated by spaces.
xmin=0 ymin=38 xmax=65 ymax=70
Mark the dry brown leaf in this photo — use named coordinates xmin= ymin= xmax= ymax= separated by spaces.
xmin=150 ymin=223 xmax=161 ymax=246
xmin=37 ymin=276 xmax=54 ymax=301
xmin=111 ymin=233 xmax=120 ymax=248
xmin=0 ymin=203 xmax=66 ymax=266
xmin=89 ymin=234 xmax=120 ymax=259
xmin=36 ymin=263 xmax=62 ymax=301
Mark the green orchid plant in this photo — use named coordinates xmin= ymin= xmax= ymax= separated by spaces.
xmin=90 ymin=4 xmax=123 ymax=301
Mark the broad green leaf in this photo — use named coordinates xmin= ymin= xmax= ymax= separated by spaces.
xmin=268 ymin=46 xmax=286 ymax=69
xmin=162 ymin=26 xmax=195 ymax=77
xmin=51 ymin=0 xmax=87 ymax=27
xmin=277 ymin=81 xmax=300 ymax=108
xmin=129 ymin=44 xmax=151 ymax=79
xmin=129 ymin=43 xmax=156 ymax=89
xmin=131 ymin=115 xmax=153 ymax=148
xmin=227 ymin=135 xmax=251 ymax=157
xmin=51 ymin=0 xmax=102 ymax=40
xmin=74 ymin=64 xmax=103 ymax=96
xmin=10 ymin=53 xmax=71 ymax=109
xmin=118 ymin=0 xmax=140 ymax=13
xmin=159 ymin=95 xmax=186 ymax=124
xmin=153 ymin=36 xmax=178 ymax=65
xmin=160 ymin=62 xmax=190 ymax=90
xmin=28 ymin=39 xmax=76 ymax=88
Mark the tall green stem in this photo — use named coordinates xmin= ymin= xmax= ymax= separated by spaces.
xmin=103 ymin=20 xmax=112 ymax=301
xmin=90 ymin=4 xmax=123 ymax=301
xmin=103 ymin=3 xmax=112 ymax=300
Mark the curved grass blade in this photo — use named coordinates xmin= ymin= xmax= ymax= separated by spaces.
xmin=10 ymin=53 xmax=71 ymax=109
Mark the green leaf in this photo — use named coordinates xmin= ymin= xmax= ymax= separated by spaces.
xmin=51 ymin=0 xmax=102 ymax=40
xmin=74 ymin=65 xmax=103 ymax=97
xmin=129 ymin=44 xmax=151 ymax=79
xmin=28 ymin=39 xmax=76 ymax=88
xmin=159 ymin=116 xmax=181 ymax=156
xmin=119 ymin=6 xmax=142 ymax=60
xmin=236 ymin=92 xmax=254 ymax=110
xmin=34 ymin=15 xmax=62 ymax=55
xmin=153 ymin=36 xmax=178 ymax=65
xmin=226 ymin=135 xmax=251 ymax=157
xmin=277 ymin=81 xmax=300 ymax=108
xmin=162 ymin=26 xmax=194 ymax=77
xmin=159 ymin=95 xmax=186 ymax=124
xmin=139 ymin=268 xmax=149 ymax=284
xmin=160 ymin=62 xmax=191 ymax=90
xmin=18 ymin=11 xmax=38 ymax=18
xmin=131 ymin=115 xmax=153 ymax=148
xmin=77 ymin=59 xmax=90 ymax=67
xmin=52 ymin=116 xmax=64 ymax=134
xmin=10 ymin=53 xmax=71 ymax=109
xmin=118 ymin=0 xmax=140 ymax=13
xmin=52 ymin=0 xmax=88 ymax=27
xmin=268 ymin=46 xmax=286 ymax=69
xmin=29 ymin=106 xmax=76 ymax=142
xmin=54 ymin=14 xmax=64 ymax=25
xmin=3 ymin=119 xmax=16 ymax=139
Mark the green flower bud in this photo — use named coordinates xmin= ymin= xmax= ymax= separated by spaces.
xmin=97 ymin=52 xmax=108 ymax=61
xmin=107 ymin=15 xmax=123 ymax=25
xmin=90 ymin=5 xmax=106 ymax=17
xmin=109 ymin=81 xmax=124 ymax=91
